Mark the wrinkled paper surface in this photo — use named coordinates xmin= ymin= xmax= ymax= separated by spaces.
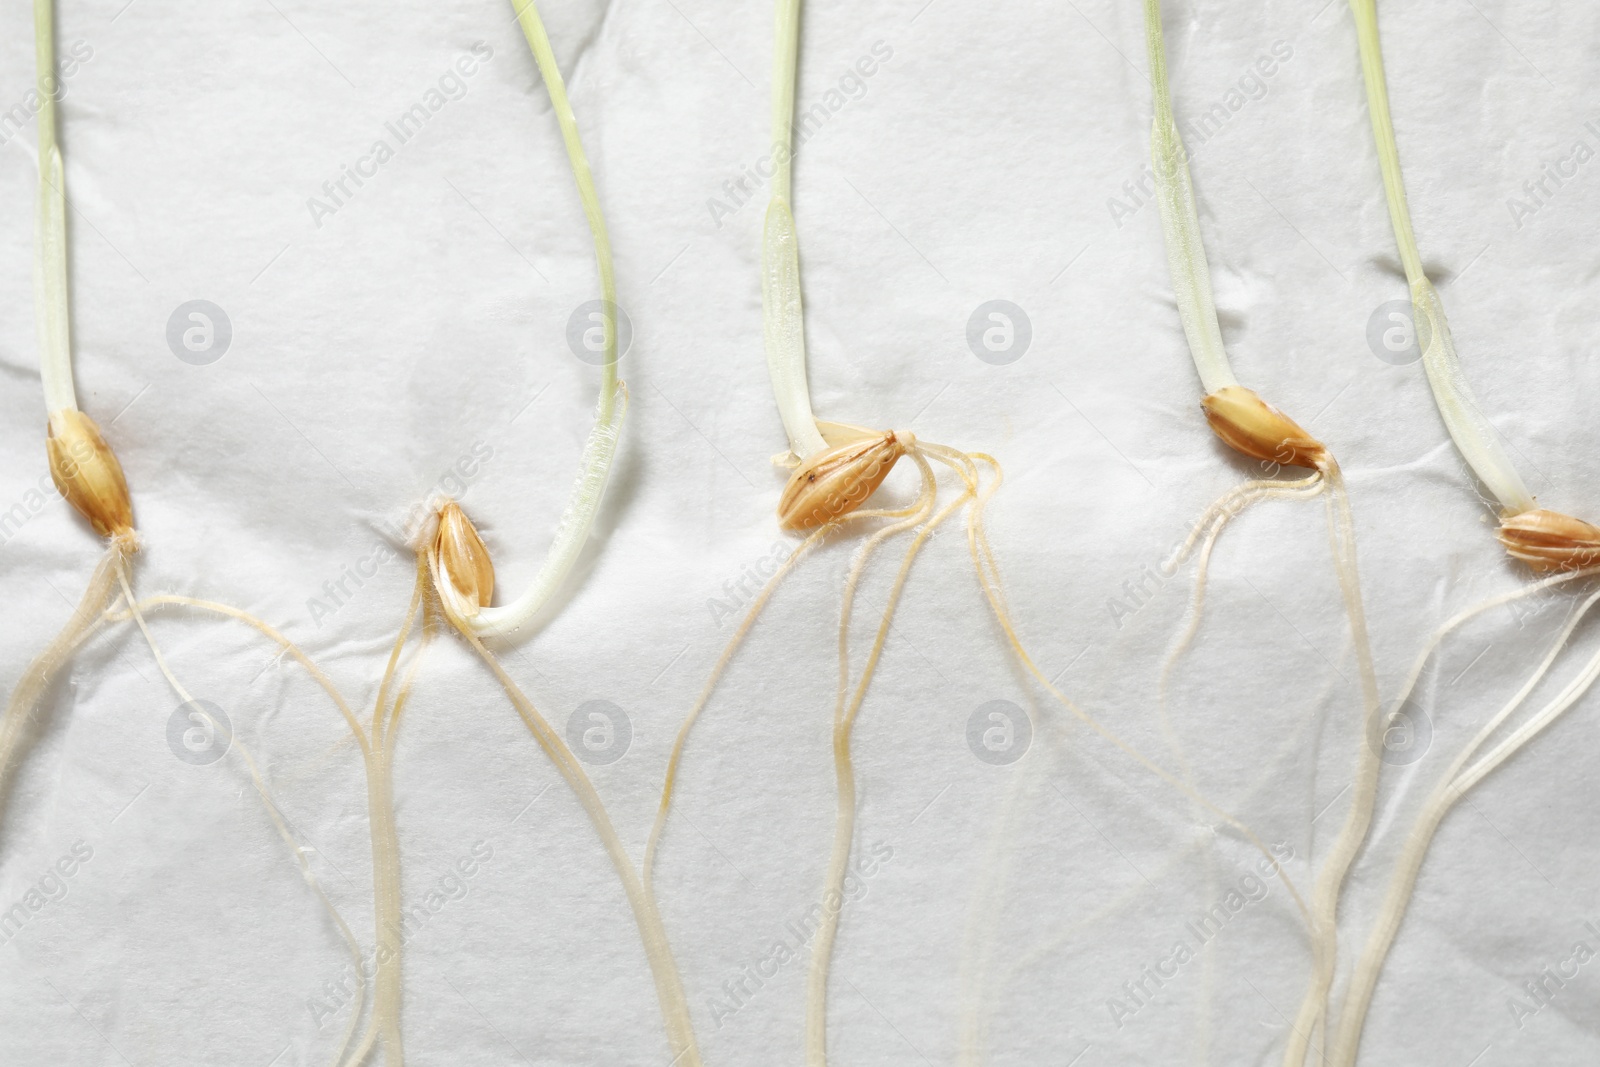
xmin=3 ymin=2 xmax=1599 ymax=1064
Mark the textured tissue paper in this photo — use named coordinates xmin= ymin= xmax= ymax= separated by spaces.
xmin=2 ymin=2 xmax=1599 ymax=1065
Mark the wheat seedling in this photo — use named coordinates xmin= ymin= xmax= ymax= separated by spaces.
xmin=637 ymin=5 xmax=1314 ymax=1065
xmin=1141 ymin=4 xmax=1387 ymax=1061
xmin=413 ymin=3 xmax=701 ymax=1064
xmin=1316 ymin=5 xmax=1600 ymax=1063
xmin=1 ymin=10 xmax=377 ymax=1064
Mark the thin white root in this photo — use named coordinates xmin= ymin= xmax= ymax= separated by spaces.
xmin=0 ymin=538 xmax=130 ymax=833
xmin=1347 ymin=0 xmax=1534 ymax=514
xmin=643 ymin=492 xmax=933 ymax=892
xmin=642 ymin=462 xmax=941 ymax=1067
xmin=352 ymin=557 xmax=432 ymax=1067
xmin=118 ymin=579 xmax=439 ymax=1067
xmin=979 ymin=671 xmax=1344 ymax=1062
xmin=103 ymin=573 xmax=374 ymax=1067
xmin=949 ymin=451 xmax=1310 ymax=929
xmin=1157 ymin=473 xmax=1328 ymax=1066
xmin=642 ymin=527 xmax=829 ymax=892
xmin=438 ymin=548 xmax=701 ymax=1066
xmin=1327 ymin=586 xmax=1600 ymax=1066
xmin=806 ymin=454 xmax=946 ymax=1067
xmin=1282 ymin=460 xmax=1383 ymax=1067
xmin=1160 ymin=473 xmax=1326 ymax=713
xmin=934 ymin=443 xmax=1313 ymax=1061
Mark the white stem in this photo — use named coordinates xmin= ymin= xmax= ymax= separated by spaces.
xmin=469 ymin=382 xmax=626 ymax=637
xmin=1408 ymin=278 xmax=1534 ymax=513
xmin=771 ymin=0 xmax=801 ymax=204
xmin=513 ymin=0 xmax=618 ymax=415
xmin=473 ymin=1 xmax=629 ymax=636
xmin=1143 ymin=0 xmax=1237 ymax=395
xmin=35 ymin=0 xmax=75 ymax=415
xmin=1348 ymin=0 xmax=1534 ymax=514
xmin=763 ymin=0 xmax=828 ymax=460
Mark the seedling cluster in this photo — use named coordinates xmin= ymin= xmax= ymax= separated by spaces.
xmin=3 ymin=2 xmax=1594 ymax=1065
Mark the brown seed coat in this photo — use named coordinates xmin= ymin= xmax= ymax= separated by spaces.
xmin=777 ymin=430 xmax=910 ymax=529
xmin=47 ymin=409 xmax=134 ymax=539
xmin=1497 ymin=508 xmax=1600 ymax=571
xmin=432 ymin=502 xmax=496 ymax=618
xmin=1201 ymin=386 xmax=1327 ymax=470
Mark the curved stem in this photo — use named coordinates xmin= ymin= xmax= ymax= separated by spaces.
xmin=1347 ymin=0 xmax=1533 ymax=514
xmin=512 ymin=0 xmax=617 ymax=414
xmin=471 ymin=2 xmax=629 ymax=637
xmin=1142 ymin=0 xmax=1236 ymax=394
xmin=472 ymin=382 xmax=627 ymax=638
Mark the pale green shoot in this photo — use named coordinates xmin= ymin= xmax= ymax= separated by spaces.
xmin=471 ymin=1 xmax=631 ymax=638
xmin=1347 ymin=0 xmax=1534 ymax=514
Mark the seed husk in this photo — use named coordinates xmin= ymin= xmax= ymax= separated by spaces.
xmin=1201 ymin=386 xmax=1327 ymax=470
xmin=46 ymin=408 xmax=134 ymax=539
xmin=431 ymin=502 xmax=495 ymax=619
xmin=777 ymin=430 xmax=911 ymax=530
xmin=1497 ymin=508 xmax=1600 ymax=571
